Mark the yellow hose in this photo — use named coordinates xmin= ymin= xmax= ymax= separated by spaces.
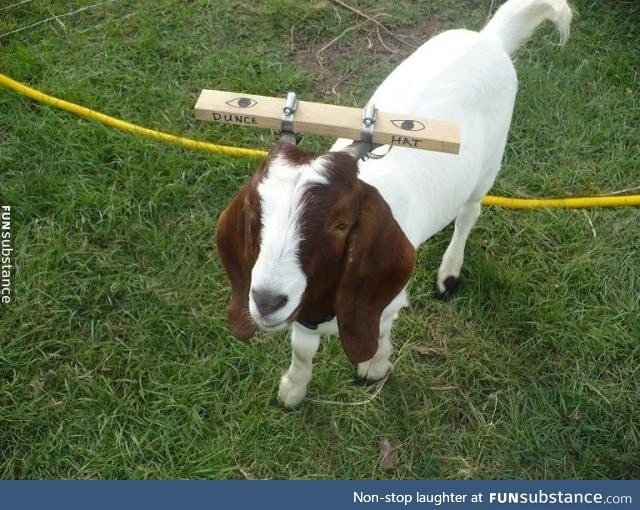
xmin=1 ymin=71 xmax=638 ymax=209
xmin=0 ymin=72 xmax=267 ymax=159
xmin=482 ymin=194 xmax=640 ymax=209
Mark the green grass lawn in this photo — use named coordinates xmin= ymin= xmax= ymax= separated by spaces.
xmin=1 ymin=0 xmax=639 ymax=479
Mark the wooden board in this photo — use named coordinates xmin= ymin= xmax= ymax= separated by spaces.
xmin=195 ymin=89 xmax=460 ymax=155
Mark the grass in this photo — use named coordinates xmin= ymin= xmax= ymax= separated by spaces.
xmin=0 ymin=0 xmax=638 ymax=479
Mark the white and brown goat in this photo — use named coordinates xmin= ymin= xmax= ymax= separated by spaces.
xmin=216 ymin=0 xmax=572 ymax=407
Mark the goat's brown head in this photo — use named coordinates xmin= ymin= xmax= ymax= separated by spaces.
xmin=215 ymin=137 xmax=416 ymax=363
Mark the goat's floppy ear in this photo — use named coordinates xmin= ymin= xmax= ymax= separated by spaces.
xmin=335 ymin=182 xmax=416 ymax=363
xmin=215 ymin=182 xmax=259 ymax=340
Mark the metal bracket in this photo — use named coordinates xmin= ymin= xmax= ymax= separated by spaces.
xmin=361 ymin=103 xmax=378 ymax=146
xmin=281 ymin=91 xmax=298 ymax=134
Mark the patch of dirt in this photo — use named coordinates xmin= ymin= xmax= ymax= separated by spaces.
xmin=377 ymin=437 xmax=399 ymax=471
xmin=290 ymin=1 xmax=484 ymax=100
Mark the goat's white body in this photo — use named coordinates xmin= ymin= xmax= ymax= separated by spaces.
xmin=333 ymin=0 xmax=571 ymax=247
xmin=277 ymin=0 xmax=572 ymax=407
xmin=339 ymin=30 xmax=517 ymax=247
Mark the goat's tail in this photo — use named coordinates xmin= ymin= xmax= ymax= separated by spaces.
xmin=482 ymin=0 xmax=572 ymax=55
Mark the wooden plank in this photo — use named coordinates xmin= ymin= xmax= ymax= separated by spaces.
xmin=194 ymin=89 xmax=460 ymax=155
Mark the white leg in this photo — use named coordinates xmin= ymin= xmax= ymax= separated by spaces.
xmin=356 ymin=332 xmax=393 ymax=382
xmin=437 ymin=201 xmax=481 ymax=297
xmin=356 ymin=292 xmax=406 ymax=382
xmin=277 ymin=324 xmax=321 ymax=408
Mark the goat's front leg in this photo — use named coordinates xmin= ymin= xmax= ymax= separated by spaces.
xmin=356 ymin=332 xmax=392 ymax=384
xmin=356 ymin=294 xmax=405 ymax=384
xmin=277 ymin=323 xmax=321 ymax=408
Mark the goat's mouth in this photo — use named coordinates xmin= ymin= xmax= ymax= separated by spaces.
xmin=252 ymin=303 xmax=302 ymax=331
xmin=255 ymin=320 xmax=289 ymax=332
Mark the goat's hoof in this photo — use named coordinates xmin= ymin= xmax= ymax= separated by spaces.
xmin=355 ymin=360 xmax=392 ymax=385
xmin=354 ymin=373 xmax=389 ymax=386
xmin=435 ymin=275 xmax=461 ymax=300
xmin=277 ymin=375 xmax=307 ymax=408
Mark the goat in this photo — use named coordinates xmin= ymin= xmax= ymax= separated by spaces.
xmin=216 ymin=0 xmax=572 ymax=407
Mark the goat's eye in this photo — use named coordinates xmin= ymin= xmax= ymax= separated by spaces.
xmin=334 ymin=223 xmax=349 ymax=231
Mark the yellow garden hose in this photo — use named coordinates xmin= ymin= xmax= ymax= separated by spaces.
xmin=482 ymin=194 xmax=640 ymax=209
xmin=0 ymin=72 xmax=267 ymax=159
xmin=1 ymin=72 xmax=638 ymax=209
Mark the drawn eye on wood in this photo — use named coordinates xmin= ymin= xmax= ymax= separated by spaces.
xmin=226 ymin=97 xmax=258 ymax=108
xmin=391 ymin=119 xmax=426 ymax=132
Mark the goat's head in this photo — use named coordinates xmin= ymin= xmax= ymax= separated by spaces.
xmin=215 ymin=136 xmax=416 ymax=363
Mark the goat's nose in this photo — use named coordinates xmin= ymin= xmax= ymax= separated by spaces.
xmin=251 ymin=288 xmax=288 ymax=317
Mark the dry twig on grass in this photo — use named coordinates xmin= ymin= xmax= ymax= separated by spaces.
xmin=330 ymin=0 xmax=416 ymax=49
xmin=316 ymin=20 xmax=370 ymax=56
xmin=0 ymin=0 xmax=118 ymax=40
xmin=0 ymin=0 xmax=37 ymax=12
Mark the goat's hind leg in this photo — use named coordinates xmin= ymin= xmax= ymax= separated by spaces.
xmin=436 ymin=201 xmax=481 ymax=299
xmin=278 ymin=324 xmax=321 ymax=408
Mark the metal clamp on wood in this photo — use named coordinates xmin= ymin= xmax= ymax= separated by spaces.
xmin=361 ymin=103 xmax=378 ymax=146
xmin=281 ymin=91 xmax=298 ymax=134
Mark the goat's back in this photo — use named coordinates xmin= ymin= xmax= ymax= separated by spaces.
xmin=333 ymin=29 xmax=518 ymax=246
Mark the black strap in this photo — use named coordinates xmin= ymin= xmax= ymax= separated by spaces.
xmin=296 ymin=314 xmax=336 ymax=330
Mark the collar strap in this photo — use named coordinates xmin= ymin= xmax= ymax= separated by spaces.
xmin=296 ymin=314 xmax=336 ymax=330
